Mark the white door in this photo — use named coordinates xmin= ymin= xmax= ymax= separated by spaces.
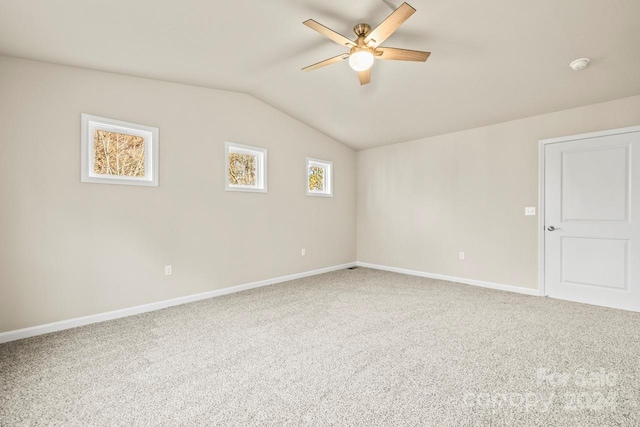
xmin=543 ymin=127 xmax=640 ymax=312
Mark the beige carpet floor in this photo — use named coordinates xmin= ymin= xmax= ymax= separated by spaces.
xmin=1 ymin=267 xmax=639 ymax=426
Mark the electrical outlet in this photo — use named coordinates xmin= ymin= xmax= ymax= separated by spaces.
xmin=165 ymin=265 xmax=172 ymax=276
xmin=525 ymin=207 xmax=536 ymax=216
xmin=301 ymin=249 xmax=306 ymax=256
xmin=459 ymin=252 xmax=465 ymax=260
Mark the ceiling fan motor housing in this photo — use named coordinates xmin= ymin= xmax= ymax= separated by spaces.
xmin=353 ymin=23 xmax=371 ymax=38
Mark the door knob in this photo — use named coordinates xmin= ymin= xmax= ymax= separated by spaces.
xmin=547 ymin=226 xmax=557 ymax=231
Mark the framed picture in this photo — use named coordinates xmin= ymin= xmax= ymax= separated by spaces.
xmin=225 ymin=142 xmax=267 ymax=193
xmin=81 ymin=114 xmax=158 ymax=186
xmin=306 ymin=158 xmax=333 ymax=197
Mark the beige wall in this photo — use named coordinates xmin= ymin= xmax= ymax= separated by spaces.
xmin=0 ymin=56 xmax=356 ymax=332
xmin=357 ymin=95 xmax=640 ymax=289
xmin=2 ymin=54 xmax=638 ymax=333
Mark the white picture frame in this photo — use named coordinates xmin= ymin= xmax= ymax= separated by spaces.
xmin=306 ymin=157 xmax=333 ymax=197
xmin=225 ymin=142 xmax=268 ymax=193
xmin=81 ymin=114 xmax=159 ymax=186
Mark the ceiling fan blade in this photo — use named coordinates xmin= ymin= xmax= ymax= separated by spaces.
xmin=375 ymin=47 xmax=430 ymax=62
xmin=302 ymin=53 xmax=350 ymax=72
xmin=364 ymin=2 xmax=416 ymax=47
xmin=303 ymin=19 xmax=356 ymax=47
xmin=358 ymin=69 xmax=371 ymax=85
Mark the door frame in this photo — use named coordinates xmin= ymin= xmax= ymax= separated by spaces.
xmin=537 ymin=125 xmax=640 ymax=297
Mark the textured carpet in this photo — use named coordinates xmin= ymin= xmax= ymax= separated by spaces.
xmin=1 ymin=267 xmax=639 ymax=426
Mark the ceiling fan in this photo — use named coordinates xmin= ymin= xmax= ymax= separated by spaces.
xmin=302 ymin=2 xmax=430 ymax=85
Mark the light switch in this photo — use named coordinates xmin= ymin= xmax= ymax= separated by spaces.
xmin=525 ymin=207 xmax=536 ymax=216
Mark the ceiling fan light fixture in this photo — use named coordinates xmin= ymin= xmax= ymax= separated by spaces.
xmin=349 ymin=49 xmax=374 ymax=71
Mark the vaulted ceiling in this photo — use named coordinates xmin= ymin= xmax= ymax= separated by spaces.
xmin=1 ymin=0 xmax=639 ymax=150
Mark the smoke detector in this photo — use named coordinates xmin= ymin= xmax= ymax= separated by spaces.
xmin=570 ymin=58 xmax=590 ymax=71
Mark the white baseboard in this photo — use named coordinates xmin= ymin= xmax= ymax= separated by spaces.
xmin=0 ymin=262 xmax=356 ymax=344
xmin=356 ymin=262 xmax=541 ymax=296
